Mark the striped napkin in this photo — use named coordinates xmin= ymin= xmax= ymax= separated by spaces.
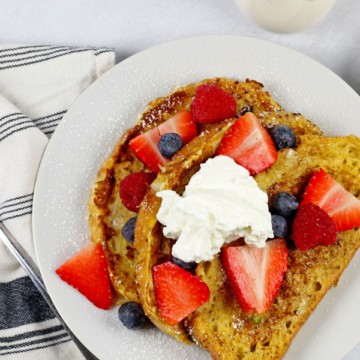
xmin=0 ymin=44 xmax=115 ymax=358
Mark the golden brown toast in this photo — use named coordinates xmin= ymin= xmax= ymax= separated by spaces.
xmin=187 ymin=135 xmax=360 ymax=360
xmin=134 ymin=124 xmax=323 ymax=344
xmin=135 ymin=120 xmax=236 ymax=343
xmin=89 ymin=79 xmax=336 ymax=357
xmin=88 ymin=77 xmax=321 ymax=303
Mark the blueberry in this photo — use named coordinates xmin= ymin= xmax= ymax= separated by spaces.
xmin=118 ymin=302 xmax=147 ymax=330
xmin=269 ymin=125 xmax=296 ymax=150
xmin=271 ymin=214 xmax=289 ymax=238
xmin=122 ymin=217 xmax=137 ymax=244
xmin=173 ymin=256 xmax=197 ymax=272
xmin=272 ymin=192 xmax=299 ymax=218
xmin=158 ymin=133 xmax=183 ymax=159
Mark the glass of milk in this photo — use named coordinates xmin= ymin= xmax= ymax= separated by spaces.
xmin=235 ymin=0 xmax=336 ymax=33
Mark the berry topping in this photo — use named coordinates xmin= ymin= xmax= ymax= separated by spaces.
xmin=292 ymin=203 xmax=338 ymax=251
xmin=172 ymin=256 xmax=197 ymax=272
xmin=272 ymin=192 xmax=299 ymax=218
xmin=271 ymin=214 xmax=289 ymax=238
xmin=119 ymin=172 xmax=155 ymax=212
xmin=118 ymin=302 xmax=148 ymax=330
xmin=157 ymin=110 xmax=198 ymax=144
xmin=152 ymin=262 xmax=210 ymax=326
xmin=216 ymin=112 xmax=277 ymax=175
xmin=158 ymin=133 xmax=183 ymax=159
xmin=129 ymin=127 xmax=166 ymax=174
xmin=190 ymin=84 xmax=237 ymax=124
xmin=222 ymin=239 xmax=288 ymax=314
xmin=122 ymin=216 xmax=137 ymax=244
xmin=269 ymin=125 xmax=296 ymax=150
xmin=301 ymin=168 xmax=360 ymax=231
xmin=55 ymin=243 xmax=112 ymax=310
xmin=129 ymin=111 xmax=197 ymax=173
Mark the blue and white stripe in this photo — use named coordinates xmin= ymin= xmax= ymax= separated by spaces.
xmin=0 ymin=42 xmax=115 ymax=358
xmin=0 ymin=277 xmax=70 ymax=356
xmin=0 ymin=45 xmax=113 ymax=70
xmin=0 ymin=113 xmax=36 ymax=142
xmin=0 ymin=194 xmax=33 ymax=222
xmin=33 ymin=111 xmax=67 ymax=135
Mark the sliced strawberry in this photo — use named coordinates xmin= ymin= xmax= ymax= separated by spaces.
xmin=190 ymin=84 xmax=237 ymax=124
xmin=158 ymin=110 xmax=198 ymax=144
xmin=292 ymin=203 xmax=338 ymax=251
xmin=221 ymin=239 xmax=288 ymax=314
xmin=55 ymin=243 xmax=112 ymax=310
xmin=152 ymin=262 xmax=210 ymax=326
xmin=119 ymin=171 xmax=156 ymax=212
xmin=129 ymin=112 xmax=198 ymax=173
xmin=217 ymin=112 xmax=277 ymax=175
xmin=129 ymin=128 xmax=166 ymax=173
xmin=302 ymin=168 xmax=360 ymax=231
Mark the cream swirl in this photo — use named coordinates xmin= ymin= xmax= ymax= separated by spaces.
xmin=156 ymin=155 xmax=273 ymax=263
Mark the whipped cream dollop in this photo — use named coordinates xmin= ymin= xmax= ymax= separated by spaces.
xmin=156 ymin=156 xmax=274 ymax=263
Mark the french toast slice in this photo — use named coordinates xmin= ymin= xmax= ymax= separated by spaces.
xmin=134 ymin=118 xmax=323 ymax=344
xmin=135 ymin=120 xmax=235 ymax=343
xmin=88 ymin=77 xmax=320 ymax=303
xmin=187 ymin=135 xmax=360 ymax=360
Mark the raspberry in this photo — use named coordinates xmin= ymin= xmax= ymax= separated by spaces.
xmin=119 ymin=172 xmax=156 ymax=212
xmin=292 ymin=203 xmax=338 ymax=251
xmin=190 ymin=84 xmax=237 ymax=124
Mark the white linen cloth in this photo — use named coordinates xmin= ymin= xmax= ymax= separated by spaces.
xmin=0 ymin=44 xmax=115 ymax=358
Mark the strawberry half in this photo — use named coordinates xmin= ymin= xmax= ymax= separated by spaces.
xmin=129 ymin=111 xmax=197 ymax=173
xmin=152 ymin=262 xmax=210 ymax=326
xmin=301 ymin=168 xmax=360 ymax=231
xmin=55 ymin=243 xmax=112 ymax=310
xmin=129 ymin=127 xmax=166 ymax=173
xmin=217 ymin=112 xmax=277 ymax=175
xmin=221 ymin=239 xmax=288 ymax=314
xmin=158 ymin=110 xmax=198 ymax=144
xmin=190 ymin=84 xmax=237 ymax=124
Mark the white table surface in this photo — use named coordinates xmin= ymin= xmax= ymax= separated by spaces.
xmin=0 ymin=0 xmax=359 ymax=359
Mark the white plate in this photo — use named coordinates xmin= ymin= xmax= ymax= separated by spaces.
xmin=33 ymin=35 xmax=360 ymax=360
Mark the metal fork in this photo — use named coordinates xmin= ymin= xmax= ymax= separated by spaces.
xmin=0 ymin=222 xmax=98 ymax=360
